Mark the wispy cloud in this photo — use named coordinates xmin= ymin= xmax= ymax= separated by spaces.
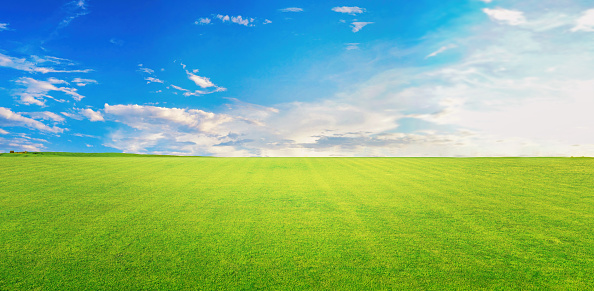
xmin=571 ymin=9 xmax=594 ymax=32
xmin=12 ymin=77 xmax=84 ymax=106
xmin=279 ymin=7 xmax=303 ymax=12
xmin=145 ymin=77 xmax=164 ymax=84
xmin=0 ymin=135 xmax=46 ymax=152
xmin=0 ymin=52 xmax=92 ymax=73
xmin=57 ymin=0 xmax=89 ymax=29
xmin=109 ymin=38 xmax=124 ymax=46
xmin=137 ymin=64 xmax=154 ymax=74
xmin=483 ymin=8 xmax=526 ymax=26
xmin=332 ymin=6 xmax=365 ymax=15
xmin=0 ymin=107 xmax=64 ymax=133
xmin=0 ymin=23 xmax=9 ymax=31
xmin=351 ymin=22 xmax=373 ymax=32
xmin=345 ymin=43 xmax=360 ymax=50
xmin=263 ymin=19 xmax=272 ymax=25
xmin=21 ymin=111 xmax=66 ymax=123
xmin=425 ymin=44 xmax=458 ymax=59
xmin=72 ymin=78 xmax=97 ymax=86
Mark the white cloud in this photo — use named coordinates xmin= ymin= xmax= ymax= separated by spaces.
xmin=22 ymin=111 xmax=66 ymax=123
xmin=0 ymin=23 xmax=9 ymax=31
xmin=0 ymin=107 xmax=64 ymax=133
xmin=72 ymin=78 xmax=97 ymax=86
xmin=479 ymin=0 xmax=493 ymax=3
xmin=145 ymin=77 xmax=164 ymax=84
xmin=263 ymin=19 xmax=272 ymax=24
xmin=195 ymin=17 xmax=211 ymax=25
xmin=186 ymin=71 xmax=215 ymax=88
xmin=0 ymin=135 xmax=46 ymax=152
xmin=0 ymin=52 xmax=91 ymax=73
xmin=332 ymin=6 xmax=365 ymax=15
xmin=279 ymin=7 xmax=303 ymax=12
xmin=351 ymin=22 xmax=373 ymax=32
xmin=79 ymin=108 xmax=104 ymax=122
xmin=213 ymin=14 xmax=255 ymax=26
xmin=58 ymin=0 xmax=89 ymax=29
xmin=571 ymin=9 xmax=594 ymax=32
xmin=483 ymin=8 xmax=526 ymax=25
xmin=61 ymin=112 xmax=83 ymax=120
xmin=96 ymin=1 xmax=594 ymax=157
xmin=0 ymin=128 xmax=9 ymax=134
xmin=231 ymin=16 xmax=252 ymax=26
xmin=426 ymin=44 xmax=458 ymax=59
xmin=216 ymin=14 xmax=230 ymax=22
xmin=12 ymin=77 xmax=84 ymax=106
xmin=345 ymin=43 xmax=360 ymax=50
xmin=137 ymin=64 xmax=155 ymax=74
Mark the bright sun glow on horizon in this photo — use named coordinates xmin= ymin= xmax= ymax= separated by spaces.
xmin=1 ymin=0 xmax=594 ymax=156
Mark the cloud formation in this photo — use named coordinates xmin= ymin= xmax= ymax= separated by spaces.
xmin=79 ymin=108 xmax=104 ymax=121
xmin=279 ymin=8 xmax=303 ymax=12
xmin=0 ymin=53 xmax=92 ymax=73
xmin=351 ymin=22 xmax=373 ymax=32
xmin=572 ymin=9 xmax=594 ymax=32
xmin=332 ymin=6 xmax=365 ymax=15
xmin=0 ymin=23 xmax=8 ymax=31
xmin=483 ymin=8 xmax=526 ymax=25
xmin=12 ymin=77 xmax=84 ymax=106
xmin=215 ymin=14 xmax=255 ymax=27
xmin=0 ymin=107 xmax=64 ymax=133
xmin=195 ymin=17 xmax=211 ymax=25
xmin=72 ymin=78 xmax=97 ymax=86
xmin=425 ymin=44 xmax=457 ymax=59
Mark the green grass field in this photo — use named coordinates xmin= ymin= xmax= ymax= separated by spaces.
xmin=1 ymin=154 xmax=593 ymax=290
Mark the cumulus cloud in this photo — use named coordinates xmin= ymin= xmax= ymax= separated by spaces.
xmin=215 ymin=14 xmax=254 ymax=26
xmin=0 ymin=23 xmax=9 ymax=31
xmin=93 ymin=1 xmax=594 ymax=157
xmin=279 ymin=7 xmax=303 ymax=12
xmin=0 ymin=107 xmax=64 ymax=133
xmin=332 ymin=6 xmax=365 ymax=15
xmin=351 ymin=21 xmax=373 ymax=32
xmin=263 ymin=19 xmax=272 ymax=24
xmin=195 ymin=17 xmax=211 ymax=25
xmin=483 ymin=8 xmax=526 ymax=25
xmin=12 ymin=77 xmax=84 ymax=106
xmin=186 ymin=71 xmax=215 ymax=88
xmin=571 ymin=9 xmax=594 ymax=32
xmin=79 ymin=108 xmax=104 ymax=121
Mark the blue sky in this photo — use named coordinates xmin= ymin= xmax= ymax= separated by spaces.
xmin=2 ymin=0 xmax=594 ymax=156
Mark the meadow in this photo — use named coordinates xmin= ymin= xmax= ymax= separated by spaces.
xmin=0 ymin=154 xmax=592 ymax=290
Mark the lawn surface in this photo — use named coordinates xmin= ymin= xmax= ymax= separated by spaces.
xmin=1 ymin=155 xmax=593 ymax=289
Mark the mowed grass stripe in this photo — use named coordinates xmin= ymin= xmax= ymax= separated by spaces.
xmin=0 ymin=157 xmax=593 ymax=290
